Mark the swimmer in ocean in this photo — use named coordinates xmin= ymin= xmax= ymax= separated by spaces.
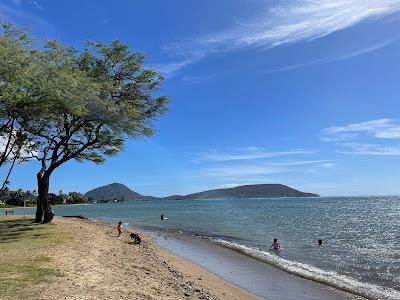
xmin=270 ymin=238 xmax=280 ymax=251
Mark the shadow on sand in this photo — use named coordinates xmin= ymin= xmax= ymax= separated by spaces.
xmin=0 ymin=218 xmax=46 ymax=243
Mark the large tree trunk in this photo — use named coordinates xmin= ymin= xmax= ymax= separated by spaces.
xmin=35 ymin=173 xmax=54 ymax=223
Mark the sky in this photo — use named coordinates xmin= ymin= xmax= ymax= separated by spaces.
xmin=1 ymin=0 xmax=400 ymax=197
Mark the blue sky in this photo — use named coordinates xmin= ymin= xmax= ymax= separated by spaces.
xmin=1 ymin=0 xmax=400 ymax=196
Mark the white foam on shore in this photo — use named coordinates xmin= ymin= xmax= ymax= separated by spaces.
xmin=211 ymin=238 xmax=400 ymax=300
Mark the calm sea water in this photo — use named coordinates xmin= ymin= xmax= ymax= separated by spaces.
xmin=7 ymin=196 xmax=400 ymax=299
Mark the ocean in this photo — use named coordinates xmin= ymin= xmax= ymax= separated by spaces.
xmin=7 ymin=196 xmax=400 ymax=299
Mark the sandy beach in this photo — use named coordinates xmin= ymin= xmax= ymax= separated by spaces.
xmin=0 ymin=211 xmax=373 ymax=300
xmin=0 ymin=216 xmax=259 ymax=300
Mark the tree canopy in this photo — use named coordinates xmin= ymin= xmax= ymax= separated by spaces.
xmin=0 ymin=21 xmax=168 ymax=223
xmin=0 ymin=23 xmax=39 ymax=187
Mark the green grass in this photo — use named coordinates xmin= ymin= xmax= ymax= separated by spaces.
xmin=0 ymin=203 xmax=89 ymax=209
xmin=0 ymin=204 xmax=36 ymax=209
xmin=0 ymin=217 xmax=68 ymax=299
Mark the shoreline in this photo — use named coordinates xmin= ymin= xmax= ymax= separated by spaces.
xmin=150 ymin=229 xmax=366 ymax=300
xmin=0 ymin=203 xmax=90 ymax=210
xmin=131 ymin=223 xmax=399 ymax=300
xmin=12 ymin=216 xmax=260 ymax=300
xmin=4 ymin=212 xmax=397 ymax=300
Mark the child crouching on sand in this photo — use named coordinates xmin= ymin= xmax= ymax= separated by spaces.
xmin=117 ymin=221 xmax=123 ymax=236
xmin=130 ymin=233 xmax=142 ymax=244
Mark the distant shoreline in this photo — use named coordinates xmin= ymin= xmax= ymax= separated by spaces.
xmin=86 ymin=182 xmax=319 ymax=202
xmin=0 ymin=203 xmax=90 ymax=209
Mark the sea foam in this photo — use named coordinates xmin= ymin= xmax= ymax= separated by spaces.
xmin=210 ymin=238 xmax=400 ymax=300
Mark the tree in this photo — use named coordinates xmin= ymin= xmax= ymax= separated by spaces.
xmin=23 ymin=41 xmax=167 ymax=223
xmin=0 ymin=22 xmax=43 ymax=189
xmin=3 ymin=188 xmax=36 ymax=206
xmin=67 ymin=192 xmax=88 ymax=204
xmin=1 ymin=22 xmax=168 ymax=223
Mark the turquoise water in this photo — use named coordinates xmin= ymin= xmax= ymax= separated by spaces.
xmin=6 ymin=196 xmax=400 ymax=299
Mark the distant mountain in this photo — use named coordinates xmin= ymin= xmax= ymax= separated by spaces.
xmin=85 ymin=183 xmax=154 ymax=201
xmin=163 ymin=184 xmax=318 ymax=200
xmin=86 ymin=183 xmax=318 ymax=202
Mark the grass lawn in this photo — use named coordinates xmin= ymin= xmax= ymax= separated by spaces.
xmin=0 ymin=216 xmax=69 ymax=299
xmin=0 ymin=205 xmax=36 ymax=209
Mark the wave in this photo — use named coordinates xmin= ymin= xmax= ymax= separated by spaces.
xmin=208 ymin=238 xmax=400 ymax=300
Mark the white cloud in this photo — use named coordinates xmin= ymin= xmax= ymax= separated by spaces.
xmin=30 ymin=1 xmax=43 ymax=10
xmin=322 ymin=119 xmax=400 ymax=156
xmin=10 ymin=0 xmax=42 ymax=9
xmin=182 ymin=72 xmax=223 ymax=83
xmin=0 ymin=135 xmax=35 ymax=162
xmin=322 ymin=119 xmax=400 ymax=141
xmin=0 ymin=2 xmax=50 ymax=33
xmin=163 ymin=0 xmax=400 ymax=72
xmin=204 ymin=165 xmax=291 ymax=177
xmin=225 ymin=0 xmax=400 ymax=48
xmin=337 ymin=143 xmax=400 ymax=156
xmin=216 ymin=183 xmax=252 ymax=189
xmin=204 ymin=160 xmax=334 ymax=178
xmin=201 ymin=148 xmax=314 ymax=162
xmin=336 ymin=39 xmax=396 ymax=60
xmin=264 ymin=39 xmax=396 ymax=74
xmin=154 ymin=59 xmax=196 ymax=76
xmin=271 ymin=160 xmax=331 ymax=166
xmin=322 ymin=162 xmax=335 ymax=168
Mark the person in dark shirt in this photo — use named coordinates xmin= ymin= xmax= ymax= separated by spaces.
xmin=130 ymin=233 xmax=142 ymax=244
xmin=270 ymin=238 xmax=280 ymax=251
xmin=117 ymin=221 xmax=123 ymax=236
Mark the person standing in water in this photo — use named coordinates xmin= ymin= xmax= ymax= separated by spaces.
xmin=117 ymin=221 xmax=123 ymax=236
xmin=270 ymin=238 xmax=280 ymax=251
xmin=161 ymin=214 xmax=164 ymax=220
xmin=318 ymin=239 xmax=323 ymax=246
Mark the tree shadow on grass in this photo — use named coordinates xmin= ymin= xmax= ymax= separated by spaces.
xmin=0 ymin=218 xmax=46 ymax=243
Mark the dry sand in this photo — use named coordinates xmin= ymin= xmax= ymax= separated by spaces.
xmin=37 ymin=217 xmax=260 ymax=300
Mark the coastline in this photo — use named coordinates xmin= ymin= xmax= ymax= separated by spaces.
xmin=0 ymin=203 xmax=90 ymax=210
xmin=2 ymin=213 xmax=396 ymax=300
xmin=152 ymin=230 xmax=366 ymax=300
xmin=1 ymin=216 xmax=259 ymax=300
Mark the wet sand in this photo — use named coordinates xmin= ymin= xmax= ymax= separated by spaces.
xmin=155 ymin=233 xmax=366 ymax=300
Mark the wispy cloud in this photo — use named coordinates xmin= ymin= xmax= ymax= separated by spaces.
xmin=0 ymin=2 xmax=50 ymax=34
xmin=182 ymin=72 xmax=224 ymax=84
xmin=153 ymin=59 xmax=197 ymax=76
xmin=322 ymin=119 xmax=400 ymax=141
xmin=216 ymin=183 xmax=254 ymax=189
xmin=270 ymin=160 xmax=332 ymax=166
xmin=336 ymin=143 xmax=400 ymax=156
xmin=198 ymin=147 xmax=333 ymax=179
xmin=322 ymin=119 xmax=400 ymax=156
xmin=265 ymin=39 xmax=396 ymax=74
xmin=10 ymin=0 xmax=43 ymax=9
xmin=201 ymin=147 xmax=314 ymax=162
xmin=321 ymin=162 xmax=336 ymax=169
xmin=204 ymin=165 xmax=292 ymax=177
xmin=336 ymin=39 xmax=395 ymax=60
xmin=162 ymin=0 xmax=400 ymax=73
xmin=204 ymin=159 xmax=334 ymax=177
